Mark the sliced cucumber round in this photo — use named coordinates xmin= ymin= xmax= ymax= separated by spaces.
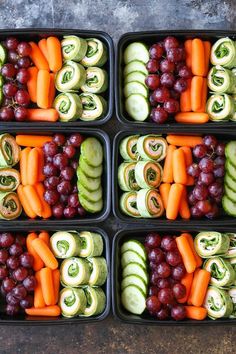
xmin=121 ymin=275 xmax=147 ymax=295
xmin=121 ymin=284 xmax=146 ymax=315
xmin=81 ymin=137 xmax=103 ymax=167
xmin=121 ymin=240 xmax=147 ymax=261
xmin=225 ymin=173 xmax=236 ymax=192
xmin=124 ymin=81 xmax=148 ymax=98
xmin=80 ymin=195 xmax=103 ymax=213
xmin=124 ymin=42 xmax=149 ymax=64
xmin=122 ymin=262 xmax=148 ymax=285
xmin=124 ymin=60 xmax=148 ymax=76
xmin=222 ymin=195 xmax=236 ymax=217
xmin=125 ymin=71 xmax=147 ymax=86
xmin=226 ymin=160 xmax=236 ymax=181
xmin=121 ymin=250 xmax=146 ymax=269
xmin=125 ymin=94 xmax=150 ymax=121
xmin=77 ymin=167 xmax=101 ymax=191
xmin=225 ymin=185 xmax=236 ymax=202
xmin=226 ymin=141 xmax=236 ymax=168
xmin=0 ymin=44 xmax=7 ymax=68
xmin=79 ymin=156 xmax=103 ymax=178
xmin=78 ymin=182 xmax=102 ymax=202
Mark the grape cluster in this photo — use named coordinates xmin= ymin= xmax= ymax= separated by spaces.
xmin=0 ymin=37 xmax=31 ymax=122
xmin=145 ymin=36 xmax=191 ymax=124
xmin=145 ymin=233 xmax=186 ymax=321
xmin=187 ymin=135 xmax=225 ymax=219
xmin=43 ymin=133 xmax=86 ymax=219
xmin=0 ymin=232 xmax=36 ymax=316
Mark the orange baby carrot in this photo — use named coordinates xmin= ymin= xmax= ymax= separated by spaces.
xmin=34 ymin=182 xmax=52 ymax=219
xmin=166 ymin=183 xmax=184 ymax=220
xmin=34 ymin=271 xmax=46 ymax=308
xmin=47 ymin=36 xmax=62 ymax=72
xmin=162 ymin=145 xmax=176 ymax=183
xmin=203 ymin=41 xmax=211 ymax=77
xmin=176 ymin=234 xmax=197 ymax=273
xmin=191 ymin=76 xmax=203 ymax=112
xmin=27 ymin=67 xmax=38 ymax=103
xmin=166 ymin=135 xmax=203 ymax=147
xmin=173 ymin=148 xmax=188 ymax=185
xmin=181 ymin=233 xmax=202 ymax=268
xmin=188 ymin=268 xmax=200 ymax=305
xmin=179 ymin=186 xmax=191 ymax=219
xmin=27 ymin=108 xmax=59 ymax=122
xmin=38 ymin=38 xmax=49 ymax=62
xmin=180 ymin=78 xmax=192 ymax=112
xmin=184 ymin=39 xmax=192 ymax=69
xmin=192 ymin=38 xmax=205 ymax=76
xmin=25 ymin=305 xmax=61 ymax=317
xmin=175 ymin=112 xmax=209 ymax=124
xmin=48 ymin=73 xmax=56 ymax=107
xmin=37 ymin=69 xmax=50 ymax=109
xmin=185 ymin=306 xmax=207 ymax=320
xmin=20 ymin=147 xmax=31 ymax=185
xmin=189 ymin=269 xmax=211 ymax=307
xmin=178 ymin=273 xmax=193 ymax=304
xmin=195 ymin=78 xmax=207 ymax=113
xmin=16 ymin=135 xmax=52 ymax=148
xmin=36 ymin=148 xmax=45 ymax=182
xmin=29 ymin=42 xmax=49 ymax=71
xmin=32 ymin=238 xmax=58 ymax=270
xmin=179 ymin=146 xmax=194 ymax=186
xmin=38 ymin=231 xmax=50 ymax=246
xmin=52 ymin=269 xmax=60 ymax=305
xmin=27 ymin=148 xmax=39 ymax=185
xmin=159 ymin=183 xmax=171 ymax=210
xmin=40 ymin=267 xmax=55 ymax=306
xmin=26 ymin=233 xmax=44 ymax=271
xmin=23 ymin=185 xmax=42 ymax=217
xmin=17 ymin=185 xmax=37 ymax=219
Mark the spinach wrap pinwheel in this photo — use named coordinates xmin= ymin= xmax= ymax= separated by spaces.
xmin=60 ymin=257 xmax=91 ymax=287
xmin=135 ymin=161 xmax=163 ymax=189
xmin=120 ymin=191 xmax=141 ymax=218
xmin=53 ymin=93 xmax=83 ymax=122
xmin=88 ymin=257 xmax=108 ymax=286
xmin=136 ymin=135 xmax=167 ymax=162
xmin=0 ymin=192 xmax=22 ymax=220
xmin=207 ymin=66 xmax=236 ymax=94
xmin=79 ymin=93 xmax=107 ymax=121
xmin=118 ymin=162 xmax=140 ymax=192
xmin=224 ymin=233 xmax=236 ymax=258
xmin=194 ymin=232 xmax=230 ymax=258
xmin=119 ymin=135 xmax=140 ymax=161
xmin=82 ymin=286 xmax=106 ymax=317
xmin=230 ymin=258 xmax=236 ymax=279
xmin=204 ymin=286 xmax=233 ymax=319
xmin=79 ymin=231 xmax=103 ymax=258
xmin=61 ymin=35 xmax=88 ymax=62
xmin=81 ymin=67 xmax=108 ymax=94
xmin=59 ymin=287 xmax=87 ymax=318
xmin=228 ymin=288 xmax=236 ymax=318
xmin=0 ymin=134 xmax=20 ymax=167
xmin=0 ymin=168 xmax=20 ymax=192
xmin=55 ymin=61 xmax=86 ymax=92
xmin=80 ymin=38 xmax=108 ymax=67
xmin=203 ymin=257 xmax=235 ymax=288
xmin=50 ymin=231 xmax=81 ymax=259
xmin=211 ymin=37 xmax=236 ymax=69
xmin=206 ymin=93 xmax=234 ymax=121
xmin=136 ymin=188 xmax=164 ymax=218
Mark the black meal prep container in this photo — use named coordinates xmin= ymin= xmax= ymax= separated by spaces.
xmin=112 ymin=226 xmax=236 ymax=326
xmin=116 ymin=30 xmax=236 ymax=130
xmin=0 ymin=126 xmax=111 ymax=226
xmin=0 ymin=225 xmax=110 ymax=325
xmin=0 ymin=28 xmax=114 ymax=127
xmin=112 ymin=128 xmax=236 ymax=227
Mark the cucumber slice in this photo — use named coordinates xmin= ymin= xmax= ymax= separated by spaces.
xmin=121 ymin=284 xmax=146 ymax=315
xmin=225 ymin=184 xmax=236 ymax=202
xmin=124 ymin=60 xmax=148 ymax=76
xmin=0 ymin=44 xmax=7 ymax=67
xmin=80 ymin=195 xmax=103 ymax=213
xmin=121 ymin=250 xmax=146 ymax=269
xmin=79 ymin=156 xmax=103 ymax=178
xmin=81 ymin=137 xmax=103 ymax=167
xmin=124 ymin=81 xmax=148 ymax=98
xmin=0 ymin=74 xmax=4 ymax=87
xmin=225 ymin=141 xmax=236 ymax=168
xmin=226 ymin=160 xmax=236 ymax=181
xmin=0 ymin=89 xmax=3 ymax=106
xmin=125 ymin=71 xmax=147 ymax=86
xmin=225 ymin=173 xmax=236 ymax=192
xmin=121 ymin=275 xmax=147 ymax=295
xmin=77 ymin=167 xmax=101 ymax=191
xmin=125 ymin=94 xmax=150 ymax=121
xmin=121 ymin=240 xmax=147 ymax=261
xmin=122 ymin=262 xmax=148 ymax=285
xmin=124 ymin=42 xmax=149 ymax=64
xmin=222 ymin=195 xmax=236 ymax=216
xmin=77 ymin=182 xmax=102 ymax=202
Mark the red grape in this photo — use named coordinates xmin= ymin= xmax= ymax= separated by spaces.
xmin=14 ymin=106 xmax=28 ymax=121
xmin=156 ymin=262 xmax=171 ymax=278
xmin=3 ymin=82 xmax=18 ymax=97
xmin=17 ymin=42 xmax=31 ymax=56
xmin=44 ymin=190 xmax=60 ymax=206
xmin=206 ymin=203 xmax=219 ymax=219
xmin=150 ymin=107 xmax=168 ymax=124
xmin=61 ymin=166 xmax=74 ymax=181
xmin=172 ymin=264 xmax=186 ymax=280
xmin=173 ymin=78 xmax=187 ymax=93
xmin=17 ymin=56 xmax=31 ymax=68
xmin=208 ymin=182 xmax=223 ymax=197
xmin=214 ymin=156 xmax=225 ymax=166
xmin=153 ymin=87 xmax=170 ymax=103
xmin=166 ymin=250 xmax=182 ymax=266
xmin=160 ymin=73 xmax=175 ymax=88
xmin=161 ymin=236 xmax=177 ymax=251
xmin=63 ymin=145 xmax=76 ymax=159
xmin=45 ymin=176 xmax=60 ymax=190
xmin=53 ymin=153 xmax=69 ymax=169
xmin=23 ymin=275 xmax=36 ymax=291
xmin=191 ymin=205 xmax=203 ymax=218
xmin=216 ymin=143 xmax=225 ymax=156
xmin=150 ymin=271 xmax=160 ymax=286
xmin=12 ymin=284 xmax=27 ymax=300
xmin=43 ymin=141 xmax=58 ymax=157
xmin=0 ymin=232 xmax=14 ymax=247
xmin=20 ymin=294 xmax=34 ymax=309
xmin=167 ymin=48 xmax=183 ymax=62
xmin=203 ymin=135 xmax=218 ymax=149
xmin=6 ymin=292 xmax=20 ymax=305
xmin=148 ymin=248 xmax=165 ymax=264
xmin=148 ymin=285 xmax=159 ymax=297
xmin=2 ymin=277 xmax=16 ymax=293
xmin=9 ymin=243 xmax=23 ymax=257
xmin=146 ymin=295 xmax=161 ymax=314
xmin=16 ymin=68 xmax=30 ymax=84
xmin=171 ymin=305 xmax=186 ymax=320
xmin=69 ymin=133 xmax=83 ymax=147
xmin=52 ymin=203 xmax=64 ymax=219
xmin=145 ymin=74 xmax=160 ymax=90
xmin=1 ymin=63 xmax=17 ymax=79
xmin=19 ymin=252 xmax=34 ymax=268
xmin=172 ymin=283 xmax=186 ymax=299
xmin=53 ymin=133 xmax=66 ymax=146
xmin=158 ymin=288 xmax=175 ymax=304
xmin=0 ymin=249 xmax=9 ymax=264
xmin=6 ymin=37 xmax=19 ymax=50
xmin=70 ymin=160 xmax=78 ymax=170
xmin=156 ymin=278 xmax=171 ymax=289
xmin=15 ymin=89 xmax=30 ymax=106
xmin=188 ymin=191 xmax=197 ymax=206
xmin=178 ymin=65 xmax=192 ymax=79
xmin=145 ymin=233 xmax=161 ymax=248
xmin=77 ymin=206 xmax=86 ymax=216
xmin=6 ymin=256 xmax=20 ymax=270
xmin=160 ymin=59 xmax=175 ymax=73
xmin=43 ymin=163 xmax=58 ymax=177
xmin=149 ymin=43 xmax=164 ymax=59
xmin=64 ymin=206 xmax=76 ymax=218
xmin=198 ymin=172 xmax=214 ymax=186
xmin=68 ymin=193 xmax=80 ymax=208
xmin=6 ymin=304 xmax=19 ymax=316
xmin=8 ymin=50 xmax=19 ymax=63
xmin=13 ymin=267 xmax=28 ymax=282
xmin=0 ymin=265 xmax=8 ymax=279
xmin=60 ymin=194 xmax=69 ymax=204
xmin=164 ymin=36 xmax=179 ymax=51
xmin=0 ymin=106 xmax=14 ymax=121
xmin=199 ymin=157 xmax=214 ymax=173
xmin=146 ymin=59 xmax=159 ymax=73
xmin=156 ymin=307 xmax=169 ymax=320
xmin=163 ymin=98 xmax=179 ymax=113
xmin=193 ymin=185 xmax=208 ymax=201
xmin=57 ymin=180 xmax=72 ymax=195
xmin=193 ymin=144 xmax=207 ymax=159
xmin=187 ymin=163 xmax=200 ymax=178
xmin=214 ymin=166 xmax=225 ymax=178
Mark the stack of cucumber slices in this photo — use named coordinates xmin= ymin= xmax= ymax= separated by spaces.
xmin=120 ymin=239 xmax=148 ymax=315
xmin=223 ymin=141 xmax=236 ymax=216
xmin=123 ymin=42 xmax=150 ymax=122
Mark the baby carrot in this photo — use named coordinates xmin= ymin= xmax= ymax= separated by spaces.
xmin=189 ymin=269 xmax=211 ymax=307
xmin=166 ymin=135 xmax=203 ymax=147
xmin=34 ymin=182 xmax=52 ymax=219
xmin=40 ymin=267 xmax=55 ymax=306
xmin=26 ymin=233 xmax=44 ymax=271
xmin=178 ymin=272 xmax=193 ymax=304
xmin=162 ymin=145 xmax=176 ymax=183
xmin=187 ymin=269 xmax=200 ymax=305
xmin=48 ymin=73 xmax=56 ymax=107
xmin=195 ymin=78 xmax=207 ymax=113
xmin=173 ymin=148 xmax=188 ymax=185
xmin=159 ymin=183 xmax=171 ymax=210
xmin=203 ymin=41 xmax=211 ymax=77
xmin=38 ymin=38 xmax=49 ymax=62
xmin=38 ymin=231 xmax=50 ymax=246
xmin=175 ymin=112 xmax=209 ymax=124
xmin=184 ymin=39 xmax=192 ymax=69
xmin=27 ymin=108 xmax=59 ymax=122
xmin=20 ymin=147 xmax=31 ymax=185
xmin=181 ymin=233 xmax=202 ymax=268
xmin=36 ymin=148 xmax=45 ymax=182
xmin=191 ymin=76 xmax=203 ymax=112
xmin=17 ymin=185 xmax=37 ymax=219
xmin=27 ymin=148 xmax=39 ymax=185
xmin=185 ymin=306 xmax=207 ymax=320
xmin=34 ymin=271 xmax=46 ymax=308
xmin=166 ymin=183 xmax=184 ymax=220
xmin=25 ymin=305 xmax=61 ymax=317
xmin=29 ymin=42 xmax=49 ymax=71
xmin=52 ymin=269 xmax=60 ymax=305
xmin=16 ymin=135 xmax=52 ymax=148
xmin=27 ymin=67 xmax=38 ymax=103
xmin=179 ymin=146 xmax=194 ymax=186
xmin=179 ymin=186 xmax=191 ymax=219
xmin=32 ymin=238 xmax=58 ymax=270
xmin=180 ymin=78 xmax=192 ymax=112
xmin=37 ymin=69 xmax=50 ymax=109
xmin=176 ymin=234 xmax=197 ymax=273
xmin=192 ymin=38 xmax=205 ymax=76
xmin=23 ymin=185 xmax=42 ymax=217
xmin=47 ymin=36 xmax=62 ymax=72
